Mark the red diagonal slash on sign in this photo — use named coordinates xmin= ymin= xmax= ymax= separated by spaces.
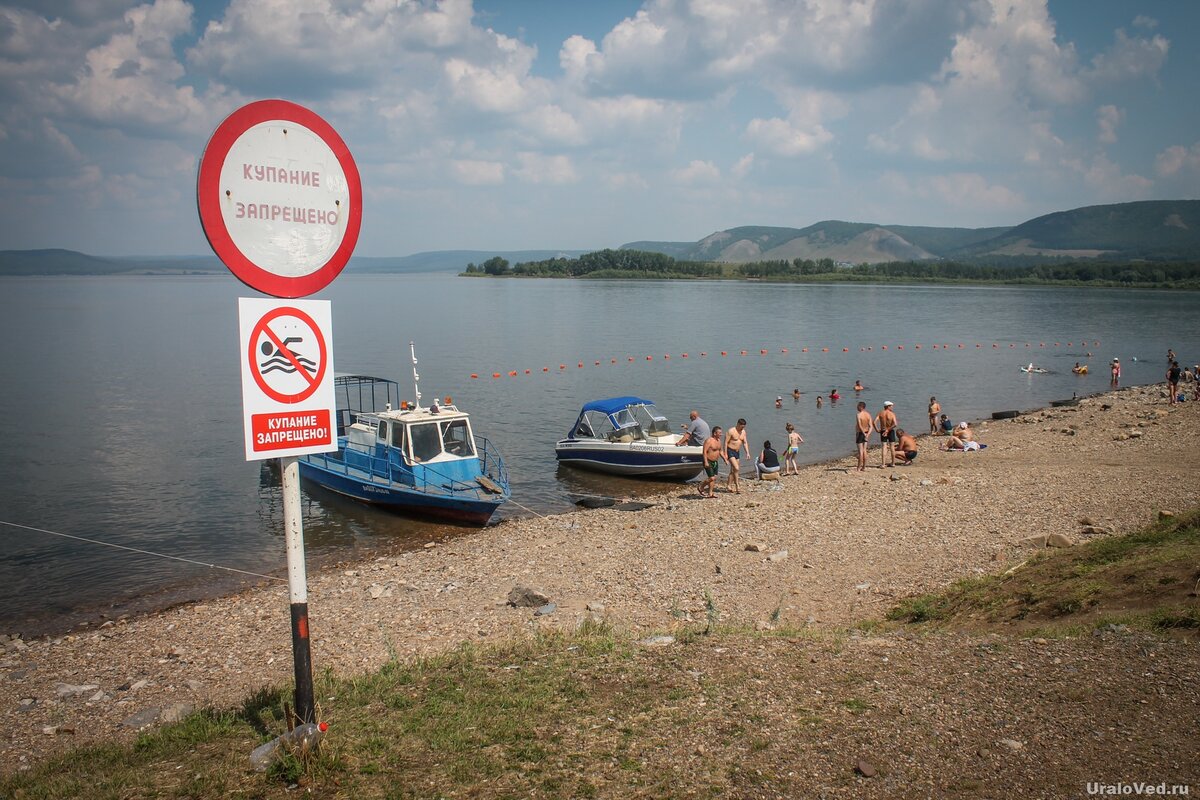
xmin=248 ymin=306 xmax=328 ymax=404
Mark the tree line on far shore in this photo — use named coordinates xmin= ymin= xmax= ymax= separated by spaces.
xmin=462 ymin=250 xmax=1200 ymax=288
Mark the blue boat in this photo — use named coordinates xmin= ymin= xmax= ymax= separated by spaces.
xmin=297 ymin=348 xmax=509 ymax=524
xmin=555 ymin=397 xmax=705 ymax=479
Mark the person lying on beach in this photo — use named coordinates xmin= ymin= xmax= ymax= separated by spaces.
xmin=895 ymin=429 xmax=918 ymax=464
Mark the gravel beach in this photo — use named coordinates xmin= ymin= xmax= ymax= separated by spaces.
xmin=2 ymin=382 xmax=1197 ymax=774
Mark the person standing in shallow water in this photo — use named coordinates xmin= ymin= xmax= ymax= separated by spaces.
xmin=928 ymin=396 xmax=941 ymax=435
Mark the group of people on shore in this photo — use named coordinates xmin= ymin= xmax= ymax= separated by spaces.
xmin=676 ymin=411 xmax=803 ymax=498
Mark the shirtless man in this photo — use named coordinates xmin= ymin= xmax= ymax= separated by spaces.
xmin=724 ymin=418 xmax=749 ymax=494
xmin=895 ymin=429 xmax=918 ymax=465
xmin=700 ymin=427 xmax=724 ymax=498
xmin=874 ymin=401 xmax=898 ymax=467
xmin=927 ymin=396 xmax=941 ymax=434
xmin=855 ymin=401 xmax=872 ymax=472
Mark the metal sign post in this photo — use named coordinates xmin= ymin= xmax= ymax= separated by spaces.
xmin=198 ymin=99 xmax=361 ymax=725
xmin=281 ymin=456 xmax=314 ymax=723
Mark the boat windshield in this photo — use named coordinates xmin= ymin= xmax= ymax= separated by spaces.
xmin=631 ymin=403 xmax=670 ymax=435
xmin=409 ymin=422 xmax=441 ymax=462
xmin=441 ymin=419 xmax=475 ymax=457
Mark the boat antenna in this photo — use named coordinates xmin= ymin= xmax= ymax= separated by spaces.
xmin=410 ymin=341 xmax=422 ymax=409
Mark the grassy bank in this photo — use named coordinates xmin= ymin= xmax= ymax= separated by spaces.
xmin=5 ymin=512 xmax=1199 ymax=799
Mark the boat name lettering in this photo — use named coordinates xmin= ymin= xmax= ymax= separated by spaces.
xmin=242 ymin=164 xmax=321 ymax=187
xmin=235 ymin=202 xmax=339 ymax=226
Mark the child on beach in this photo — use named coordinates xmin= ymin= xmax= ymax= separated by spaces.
xmin=784 ymin=422 xmax=804 ymax=475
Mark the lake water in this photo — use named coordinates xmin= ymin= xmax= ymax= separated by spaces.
xmin=1 ymin=273 xmax=1196 ymax=634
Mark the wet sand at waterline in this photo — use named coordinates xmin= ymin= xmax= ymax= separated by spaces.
xmin=2 ymin=382 xmax=1197 ymax=771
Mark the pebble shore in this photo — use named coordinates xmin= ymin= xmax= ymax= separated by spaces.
xmin=2 ymin=383 xmax=1197 ymax=772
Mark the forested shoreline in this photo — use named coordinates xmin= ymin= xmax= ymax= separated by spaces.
xmin=462 ymin=249 xmax=1200 ymax=289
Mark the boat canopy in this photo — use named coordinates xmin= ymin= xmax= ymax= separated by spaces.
xmin=567 ymin=397 xmax=671 ymax=441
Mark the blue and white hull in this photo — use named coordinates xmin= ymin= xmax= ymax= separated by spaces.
xmin=555 ymin=439 xmax=705 ymax=479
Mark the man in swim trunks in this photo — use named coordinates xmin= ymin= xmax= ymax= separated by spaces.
xmin=676 ymin=410 xmax=710 ymax=447
xmin=700 ymin=427 xmax=724 ymax=498
xmin=874 ymin=400 xmax=898 ymax=467
xmin=855 ymin=401 xmax=871 ymax=472
xmin=724 ymin=419 xmax=749 ymax=494
xmin=895 ymin=429 xmax=918 ymax=465
xmin=928 ymin=396 xmax=941 ymax=434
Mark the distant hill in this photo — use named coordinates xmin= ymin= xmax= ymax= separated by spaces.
xmin=622 ymin=200 xmax=1200 ymax=264
xmin=0 ymin=249 xmax=589 ymax=276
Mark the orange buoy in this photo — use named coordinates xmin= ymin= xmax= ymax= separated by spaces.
xmin=740 ymin=350 xmax=747 ymax=355
xmin=611 ymin=358 xmax=617 ymax=364
xmin=821 ymin=347 xmax=829 ymax=352
xmin=721 ymin=351 xmax=727 ymax=356
xmin=508 ymin=370 xmax=517 ymax=376
xmin=470 ymin=373 xmax=479 ymax=379
xmin=492 ymin=373 xmax=501 ymax=378
xmin=760 ymin=349 xmax=767 ymax=355
xmin=664 ymin=354 xmax=670 ymax=359
xmin=801 ymin=348 xmax=808 ymax=352
xmin=781 ymin=348 xmax=788 ymax=353
xmin=881 ymin=345 xmax=887 ymax=350
xmin=628 ymin=356 xmax=634 ymax=361
xmin=560 ymin=364 xmax=566 ymax=369
xmin=646 ymin=355 xmax=652 ymax=360
xmin=844 ymin=348 xmax=851 ymax=352
xmin=542 ymin=367 xmax=549 ymax=372
xmin=682 ymin=353 xmax=688 ymax=358
xmin=700 ymin=352 xmax=707 ymax=356
xmin=524 ymin=369 xmax=530 ymax=374
xmin=897 ymin=345 xmax=904 ymax=350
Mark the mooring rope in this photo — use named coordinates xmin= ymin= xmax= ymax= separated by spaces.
xmin=0 ymin=519 xmax=287 ymax=583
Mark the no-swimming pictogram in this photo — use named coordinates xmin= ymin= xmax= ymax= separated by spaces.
xmin=248 ymin=306 xmax=328 ymax=404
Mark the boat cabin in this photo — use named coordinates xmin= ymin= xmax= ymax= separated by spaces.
xmin=568 ymin=397 xmax=674 ymax=443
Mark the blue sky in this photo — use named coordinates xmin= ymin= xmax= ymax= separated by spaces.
xmin=0 ymin=0 xmax=1197 ymax=257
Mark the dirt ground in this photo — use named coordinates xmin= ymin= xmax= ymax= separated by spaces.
xmin=1 ymin=383 xmax=1197 ymax=784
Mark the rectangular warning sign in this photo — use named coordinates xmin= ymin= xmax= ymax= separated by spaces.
xmin=251 ymin=410 xmax=333 ymax=453
xmin=238 ymin=297 xmax=337 ymax=461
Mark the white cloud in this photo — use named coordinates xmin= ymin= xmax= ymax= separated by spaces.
xmin=671 ymin=160 xmax=720 ymax=185
xmin=1096 ymin=105 xmax=1122 ymax=144
xmin=512 ymin=152 xmax=577 ymax=185
xmin=744 ymin=117 xmax=832 ymax=157
xmin=730 ymin=153 xmax=754 ymax=180
xmin=451 ymin=159 xmax=504 ymax=185
xmin=1154 ymin=143 xmax=1200 ymax=177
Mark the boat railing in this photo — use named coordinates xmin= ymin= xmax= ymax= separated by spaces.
xmin=308 ymin=439 xmax=509 ymax=500
xmin=474 ymin=435 xmax=509 ymax=491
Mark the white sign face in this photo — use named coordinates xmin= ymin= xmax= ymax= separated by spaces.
xmin=220 ymin=120 xmax=349 ymax=278
xmin=238 ymin=297 xmax=338 ymax=461
xmin=197 ymin=99 xmax=363 ymax=298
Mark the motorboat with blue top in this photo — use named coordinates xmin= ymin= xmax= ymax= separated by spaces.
xmin=555 ymin=397 xmax=705 ymax=479
xmin=297 ymin=344 xmax=509 ymax=524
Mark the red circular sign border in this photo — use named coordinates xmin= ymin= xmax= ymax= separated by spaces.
xmin=248 ymin=306 xmax=329 ymax=404
xmin=198 ymin=99 xmax=362 ymax=298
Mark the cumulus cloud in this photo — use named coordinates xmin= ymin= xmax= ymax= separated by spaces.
xmin=1096 ymin=105 xmax=1122 ymax=144
xmin=671 ymin=160 xmax=720 ymax=185
xmin=1154 ymin=143 xmax=1200 ymax=177
xmin=450 ymin=159 xmax=504 ymax=185
xmin=512 ymin=152 xmax=577 ymax=185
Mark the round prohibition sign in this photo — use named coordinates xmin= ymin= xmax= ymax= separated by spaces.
xmin=248 ymin=306 xmax=329 ymax=404
xmin=197 ymin=99 xmax=362 ymax=298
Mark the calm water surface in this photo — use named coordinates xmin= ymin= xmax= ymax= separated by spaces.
xmin=1 ymin=273 xmax=1196 ymax=633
